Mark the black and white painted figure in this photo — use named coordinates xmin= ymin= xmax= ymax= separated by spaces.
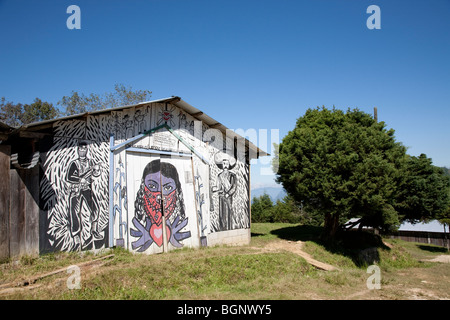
xmin=66 ymin=140 xmax=102 ymax=246
xmin=134 ymin=109 xmax=146 ymax=133
xmin=212 ymin=152 xmax=237 ymax=231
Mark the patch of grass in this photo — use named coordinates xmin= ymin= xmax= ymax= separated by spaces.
xmin=254 ymin=222 xmax=423 ymax=270
xmin=384 ymin=238 xmax=449 ymax=261
xmin=0 ymin=249 xmax=112 ymax=286
xmin=2 ymin=223 xmax=449 ymax=300
xmin=302 ymin=241 xmax=356 ymax=269
xmin=250 ymin=222 xmax=299 ymax=245
xmin=59 ymin=249 xmax=314 ymax=300
xmin=377 ymin=243 xmax=422 ymax=271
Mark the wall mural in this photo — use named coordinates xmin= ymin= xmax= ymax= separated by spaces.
xmin=209 ymin=150 xmax=249 ymax=233
xmin=113 ymin=155 xmax=127 ymax=248
xmin=194 ymin=170 xmax=207 ymax=241
xmin=157 ymin=103 xmax=176 ymax=127
xmin=40 ymin=118 xmax=109 ymax=252
xmin=40 ymin=102 xmax=250 ymax=254
xmin=211 ymin=152 xmax=237 ymax=231
xmin=66 ymin=140 xmax=102 ymax=242
xmin=130 ymin=159 xmax=191 ymax=252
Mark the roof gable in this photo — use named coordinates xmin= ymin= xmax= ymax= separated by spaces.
xmin=14 ymin=96 xmax=269 ymax=158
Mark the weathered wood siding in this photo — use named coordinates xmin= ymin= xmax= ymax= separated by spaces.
xmin=0 ymin=145 xmax=11 ymax=260
xmin=389 ymin=230 xmax=449 ymax=248
xmin=0 ymin=157 xmax=40 ymax=260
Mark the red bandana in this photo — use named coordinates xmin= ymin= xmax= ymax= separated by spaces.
xmin=142 ymin=185 xmax=177 ymax=247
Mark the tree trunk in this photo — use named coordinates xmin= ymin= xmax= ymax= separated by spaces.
xmin=445 ymin=223 xmax=449 ymax=252
xmin=322 ymin=212 xmax=340 ymax=241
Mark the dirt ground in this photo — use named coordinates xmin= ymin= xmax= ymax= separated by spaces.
xmin=348 ymin=264 xmax=450 ymax=300
xmin=1 ymin=239 xmax=448 ymax=300
xmin=253 ymin=239 xmax=450 ymax=300
xmin=253 ymin=240 xmax=339 ymax=271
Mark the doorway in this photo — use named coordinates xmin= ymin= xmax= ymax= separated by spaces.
xmin=126 ymin=151 xmax=199 ymax=254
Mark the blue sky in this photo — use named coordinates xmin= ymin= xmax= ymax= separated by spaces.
xmin=1 ymin=0 xmax=449 ymax=188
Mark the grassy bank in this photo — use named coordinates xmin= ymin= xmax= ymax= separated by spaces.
xmin=0 ymin=223 xmax=448 ymax=300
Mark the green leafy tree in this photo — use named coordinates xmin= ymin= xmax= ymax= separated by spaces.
xmin=395 ymin=154 xmax=450 ymax=223
xmin=0 ymin=97 xmax=23 ymax=127
xmin=58 ymin=83 xmax=152 ymax=116
xmin=440 ymin=166 xmax=450 ymax=177
xmin=251 ymin=193 xmax=273 ymax=223
xmin=271 ymin=195 xmax=305 ymax=223
xmin=0 ymin=97 xmax=59 ymax=127
xmin=437 ymin=205 xmax=450 ymax=250
xmin=22 ymin=98 xmax=59 ymax=124
xmin=275 ymin=107 xmax=408 ymax=240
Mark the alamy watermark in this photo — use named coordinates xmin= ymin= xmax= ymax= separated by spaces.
xmin=66 ymin=5 xmax=381 ymax=31
xmin=67 ymin=5 xmax=81 ymax=30
xmin=186 ymin=123 xmax=280 ymax=176
xmin=366 ymin=264 xmax=381 ymax=290
xmin=67 ymin=265 xmax=81 ymax=289
xmin=367 ymin=5 xmax=381 ymax=30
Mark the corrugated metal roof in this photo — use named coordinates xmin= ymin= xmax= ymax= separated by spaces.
xmin=345 ymin=218 xmax=447 ymax=233
xmin=18 ymin=96 xmax=269 ymax=158
xmin=398 ymin=220 xmax=446 ymax=233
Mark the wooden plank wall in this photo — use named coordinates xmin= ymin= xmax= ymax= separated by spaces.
xmin=389 ymin=230 xmax=448 ymax=248
xmin=9 ymin=168 xmax=25 ymax=256
xmin=9 ymin=166 xmax=40 ymax=258
xmin=0 ymin=145 xmax=11 ymax=260
xmin=26 ymin=166 xmax=40 ymax=256
xmin=0 ymin=158 xmax=40 ymax=260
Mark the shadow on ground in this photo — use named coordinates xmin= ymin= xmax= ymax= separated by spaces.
xmin=270 ymin=224 xmax=391 ymax=267
xmin=250 ymin=232 xmax=267 ymax=238
xmin=417 ymin=244 xmax=449 ymax=254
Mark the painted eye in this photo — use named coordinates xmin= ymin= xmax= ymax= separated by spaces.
xmin=163 ymin=184 xmax=173 ymax=192
xmin=147 ymin=180 xmax=158 ymax=190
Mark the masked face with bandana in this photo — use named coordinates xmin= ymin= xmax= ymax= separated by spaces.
xmin=131 ymin=159 xmax=191 ymax=252
xmin=136 ymin=160 xmax=183 ymax=247
xmin=143 ymin=171 xmax=177 ymax=226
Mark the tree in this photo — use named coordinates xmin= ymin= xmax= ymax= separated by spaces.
xmin=251 ymin=193 xmax=273 ymax=223
xmin=58 ymin=83 xmax=152 ymax=116
xmin=437 ymin=205 xmax=450 ymax=250
xmin=271 ymin=195 xmax=305 ymax=223
xmin=22 ymin=98 xmax=59 ymax=124
xmin=275 ymin=107 xmax=408 ymax=240
xmin=0 ymin=97 xmax=24 ymax=127
xmin=395 ymin=154 xmax=450 ymax=223
xmin=0 ymin=97 xmax=59 ymax=127
xmin=440 ymin=166 xmax=450 ymax=177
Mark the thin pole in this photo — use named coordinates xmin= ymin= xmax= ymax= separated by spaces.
xmin=109 ymin=134 xmax=115 ymax=248
xmin=191 ymin=157 xmax=202 ymax=247
xmin=160 ymin=159 xmax=169 ymax=253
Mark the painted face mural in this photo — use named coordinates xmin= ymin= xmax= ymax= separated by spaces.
xmin=142 ymin=171 xmax=177 ymax=246
xmin=130 ymin=160 xmax=191 ymax=252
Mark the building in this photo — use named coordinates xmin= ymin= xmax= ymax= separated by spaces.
xmin=0 ymin=96 xmax=268 ymax=259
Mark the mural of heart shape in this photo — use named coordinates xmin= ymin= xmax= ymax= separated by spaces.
xmin=163 ymin=111 xmax=172 ymax=121
xmin=150 ymin=224 xmax=171 ymax=247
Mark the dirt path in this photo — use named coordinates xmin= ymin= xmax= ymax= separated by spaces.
xmin=345 ymin=264 xmax=450 ymax=300
xmin=421 ymin=255 xmax=450 ymax=263
xmin=253 ymin=240 xmax=340 ymax=271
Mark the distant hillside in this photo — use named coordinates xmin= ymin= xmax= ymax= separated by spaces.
xmin=250 ymin=187 xmax=287 ymax=203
